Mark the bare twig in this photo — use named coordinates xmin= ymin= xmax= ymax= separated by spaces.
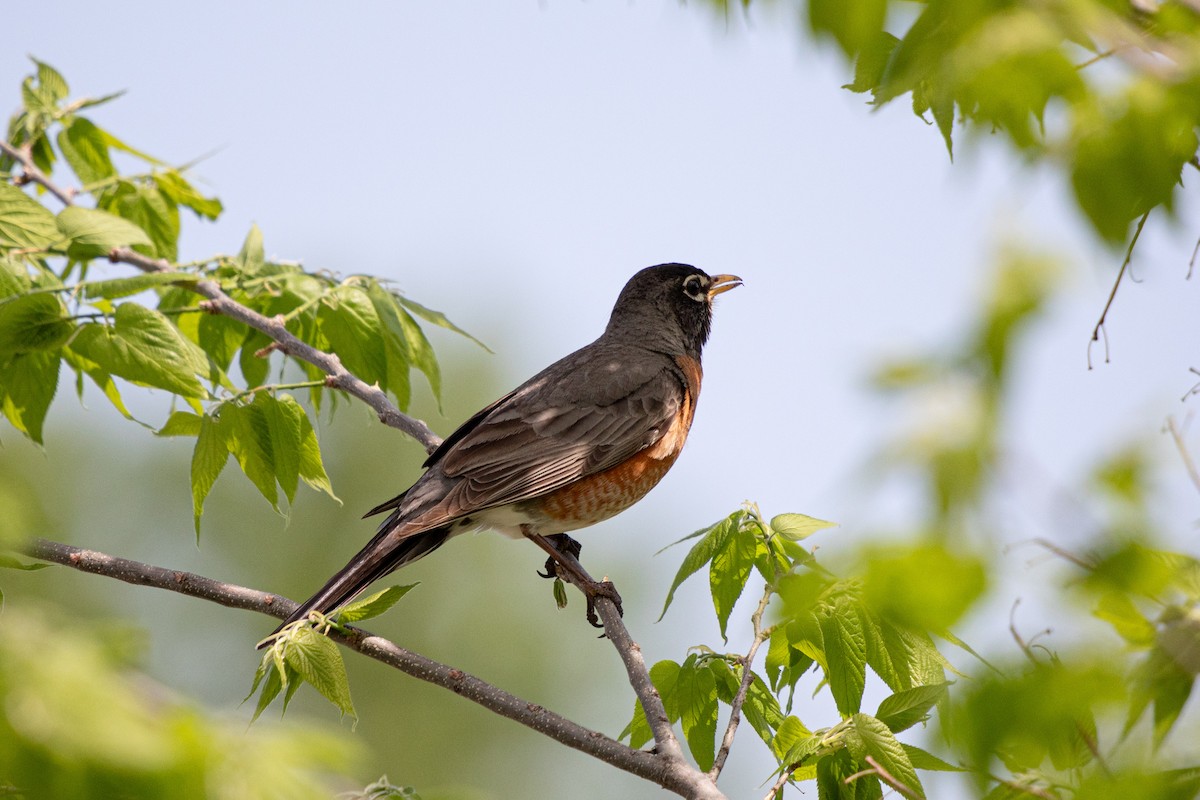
xmin=762 ymin=770 xmax=790 ymax=800
xmin=1188 ymin=235 xmax=1200 ymax=280
xmin=857 ymin=755 xmax=921 ymax=800
xmin=0 ymin=140 xmax=77 ymax=206
xmin=1087 ymin=210 xmax=1149 ymax=369
xmin=1184 ymin=367 xmax=1200 ymax=403
xmin=1166 ymin=415 xmax=1200 ymax=495
xmin=19 ymin=537 xmax=727 ymax=800
xmin=107 ymin=246 xmax=442 ymax=453
xmin=710 ymin=581 xmax=773 ymax=779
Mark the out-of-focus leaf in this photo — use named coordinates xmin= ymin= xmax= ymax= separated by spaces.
xmin=236 ymin=224 xmax=265 ymax=276
xmin=0 ymin=293 xmax=72 ymax=353
xmin=56 ymin=206 xmax=152 ymax=260
xmin=57 ymin=117 xmax=115 ymax=187
xmin=843 ymin=31 xmax=900 ymax=94
xmin=156 ymin=169 xmax=223 ymax=220
xmin=863 ymin=542 xmax=986 ymax=632
xmin=875 ymin=683 xmax=950 ymax=733
xmin=102 ymin=182 xmax=179 ymax=260
xmin=0 ymin=183 xmax=59 ymax=250
xmin=0 ymin=350 xmax=59 ymax=444
xmin=1094 ymin=592 xmax=1156 ymax=648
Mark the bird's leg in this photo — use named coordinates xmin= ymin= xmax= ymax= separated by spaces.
xmin=523 ymin=529 xmax=623 ymax=628
xmin=535 ymin=533 xmax=582 ymax=580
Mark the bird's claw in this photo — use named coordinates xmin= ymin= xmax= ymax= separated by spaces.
xmin=583 ymin=579 xmax=623 ymax=629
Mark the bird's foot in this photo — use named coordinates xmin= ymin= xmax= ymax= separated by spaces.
xmin=536 ymin=534 xmax=583 ymax=580
xmin=583 ymin=579 xmax=623 ymax=629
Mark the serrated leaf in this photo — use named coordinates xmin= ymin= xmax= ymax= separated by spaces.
xmin=677 ymin=656 xmax=718 ymax=771
xmin=0 ymin=183 xmax=59 ymax=250
xmin=236 ymin=224 xmax=264 ymax=276
xmin=69 ymin=302 xmax=208 ymax=397
xmin=281 ymin=393 xmax=338 ymax=501
xmin=318 ymin=287 xmax=387 ymax=388
xmin=0 ymin=350 xmax=59 ymax=444
xmin=658 ymin=513 xmax=740 ymax=621
xmin=852 ymin=713 xmax=924 ymax=798
xmin=843 ymin=31 xmax=900 ymax=94
xmin=821 ymin=600 xmax=867 ymax=716
xmin=222 ymin=401 xmax=279 ymax=511
xmin=0 ymin=293 xmax=72 ymax=353
xmin=771 ymin=513 xmax=836 ymax=542
xmin=710 ymin=518 xmax=757 ymax=641
xmin=58 ymin=117 xmax=115 ymax=187
xmin=623 ymin=659 xmax=681 ymax=749
xmin=247 ymin=653 xmax=285 ymax=723
xmin=365 ymin=283 xmax=413 ymax=411
xmin=392 ymin=299 xmax=441 ymax=402
xmin=253 ymin=392 xmax=302 ymax=504
xmin=82 ymin=271 xmax=197 ymax=301
xmin=398 ymin=294 xmax=491 ymax=352
xmin=284 ymin=626 xmax=356 ymax=719
xmin=102 ymin=183 xmax=179 ymax=260
xmin=33 ymin=59 xmax=68 ymax=102
xmin=875 ymin=683 xmax=950 ymax=733
xmin=772 ymin=715 xmax=815 ymax=761
xmin=60 ymin=345 xmax=132 ymax=419
xmin=191 ymin=412 xmax=230 ymax=533
xmin=156 ymin=410 xmax=202 ymax=437
xmin=56 ymin=206 xmax=152 ymax=260
xmin=336 ymin=583 xmax=419 ymax=623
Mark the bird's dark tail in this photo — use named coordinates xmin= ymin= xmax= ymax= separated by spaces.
xmin=260 ymin=525 xmax=451 ymax=647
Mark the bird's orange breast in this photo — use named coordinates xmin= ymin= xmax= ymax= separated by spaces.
xmin=534 ymin=356 xmax=701 ymax=529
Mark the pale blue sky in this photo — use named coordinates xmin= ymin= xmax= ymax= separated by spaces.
xmin=8 ymin=2 xmax=1200 ymax=797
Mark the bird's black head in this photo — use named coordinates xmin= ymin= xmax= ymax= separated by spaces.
xmin=604 ymin=263 xmax=742 ymax=357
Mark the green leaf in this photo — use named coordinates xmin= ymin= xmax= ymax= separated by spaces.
xmin=0 ymin=183 xmax=59 ymax=250
xmin=252 ymin=392 xmax=302 ymax=504
xmin=710 ymin=517 xmax=757 ymax=641
xmin=772 ymin=714 xmax=815 ymax=761
xmin=0 ymin=350 xmax=59 ymax=444
xmin=60 ymin=345 xmax=132 ymax=419
xmin=365 ymin=283 xmax=413 ymax=410
xmin=390 ymin=294 xmax=441 ymax=402
xmin=1094 ymin=591 xmax=1156 ymax=647
xmin=191 ymin=412 xmax=230 ymax=533
xmin=843 ymin=31 xmax=900 ymax=94
xmin=676 ymin=656 xmax=718 ymax=771
xmin=69 ymin=302 xmax=208 ymax=398
xmin=623 ymin=659 xmax=681 ymax=749
xmin=336 ymin=584 xmax=420 ymax=623
xmin=82 ymin=271 xmax=197 ymax=301
xmin=901 ymin=743 xmax=963 ymax=772
xmin=56 ymin=206 xmax=152 ymax=259
xmin=157 ymin=410 xmax=202 ymax=437
xmin=875 ymin=683 xmax=950 ymax=733
xmin=0 ymin=555 xmax=51 ymax=571
xmin=397 ymin=294 xmax=491 ymax=352
xmin=808 ymin=0 xmax=885 ymax=57
xmin=851 ymin=713 xmax=924 ymax=798
xmin=222 ymin=401 xmax=279 ymax=512
xmin=658 ymin=512 xmax=740 ymax=621
xmin=155 ymin=170 xmax=223 ymax=220
xmin=236 ymin=224 xmax=265 ymax=276
xmin=863 ymin=542 xmax=986 ymax=632
xmin=57 ymin=117 xmax=115 ymax=187
xmin=32 ymin=59 xmax=68 ymax=103
xmin=283 ymin=394 xmax=338 ymax=501
xmin=820 ymin=599 xmax=867 ymax=716
xmin=196 ymin=310 xmax=245 ymax=374
xmin=0 ymin=293 xmax=72 ymax=353
xmin=770 ymin=513 xmax=836 ymax=542
xmin=102 ymin=183 xmax=179 ymax=260
xmin=246 ymin=651 xmax=285 ymax=723
xmin=317 ymin=287 xmax=387 ymax=388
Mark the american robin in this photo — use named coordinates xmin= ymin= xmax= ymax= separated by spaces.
xmin=266 ymin=263 xmax=741 ymax=640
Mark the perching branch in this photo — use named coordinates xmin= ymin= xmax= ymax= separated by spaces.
xmin=20 ymin=537 xmax=728 ymax=800
xmin=107 ymin=246 xmax=442 ymax=454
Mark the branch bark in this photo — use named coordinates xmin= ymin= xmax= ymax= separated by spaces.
xmin=20 ymin=537 xmax=727 ymax=800
xmin=0 ymin=140 xmax=77 ymax=205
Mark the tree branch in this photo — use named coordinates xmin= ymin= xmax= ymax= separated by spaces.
xmin=106 ymin=246 xmax=442 ymax=453
xmin=710 ymin=581 xmax=773 ymax=779
xmin=0 ymin=140 xmax=77 ymax=206
xmin=19 ymin=537 xmax=728 ymax=800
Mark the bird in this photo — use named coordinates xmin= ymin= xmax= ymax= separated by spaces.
xmin=265 ymin=263 xmax=741 ymax=642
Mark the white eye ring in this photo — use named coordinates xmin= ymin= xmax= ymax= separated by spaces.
xmin=683 ymin=274 xmax=707 ymax=301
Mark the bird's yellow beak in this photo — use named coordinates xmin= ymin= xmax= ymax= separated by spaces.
xmin=707 ymin=274 xmax=743 ymax=298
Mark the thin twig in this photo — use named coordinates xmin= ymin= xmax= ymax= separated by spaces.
xmin=1088 ymin=210 xmax=1149 ymax=370
xmin=1075 ymin=49 xmax=1117 ymax=70
xmin=1188 ymin=235 xmax=1200 ymax=280
xmin=18 ymin=537 xmax=727 ymax=800
xmin=762 ymin=770 xmax=790 ymax=800
xmin=709 ymin=581 xmax=773 ymax=779
xmin=864 ymin=758 xmax=916 ymax=800
xmin=0 ymin=140 xmax=77 ymax=206
xmin=107 ymin=246 xmax=442 ymax=453
xmin=1166 ymin=415 xmax=1200 ymax=495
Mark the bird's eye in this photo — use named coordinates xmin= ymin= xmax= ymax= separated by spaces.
xmin=682 ymin=274 xmax=707 ymax=301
